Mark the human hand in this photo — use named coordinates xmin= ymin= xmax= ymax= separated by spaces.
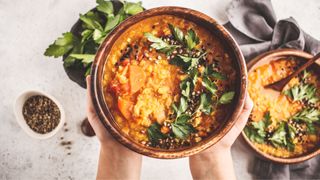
xmin=189 ymin=94 xmax=253 ymax=180
xmin=86 ymin=75 xmax=139 ymax=153
xmin=202 ymin=93 xmax=253 ymax=154
xmin=86 ymin=76 xmax=111 ymax=145
xmin=86 ymin=76 xmax=142 ymax=180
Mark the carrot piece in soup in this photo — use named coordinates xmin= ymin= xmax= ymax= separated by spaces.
xmin=118 ymin=97 xmax=133 ymax=120
xmin=129 ymin=65 xmax=146 ymax=94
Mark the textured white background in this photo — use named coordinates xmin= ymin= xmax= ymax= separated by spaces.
xmin=1 ymin=0 xmax=320 ymax=179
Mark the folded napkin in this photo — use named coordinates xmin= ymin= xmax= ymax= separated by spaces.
xmin=223 ymin=0 xmax=320 ymax=179
xmin=224 ymin=0 xmax=320 ymax=60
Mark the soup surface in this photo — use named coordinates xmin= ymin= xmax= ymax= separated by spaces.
xmin=103 ymin=15 xmax=236 ymax=149
xmin=245 ymin=59 xmax=320 ymax=158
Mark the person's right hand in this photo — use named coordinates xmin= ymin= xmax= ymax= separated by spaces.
xmin=189 ymin=94 xmax=253 ymax=180
xmin=201 ymin=93 xmax=253 ymax=155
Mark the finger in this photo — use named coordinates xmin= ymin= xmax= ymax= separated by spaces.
xmin=234 ymin=93 xmax=254 ymax=131
xmin=86 ymin=76 xmax=96 ymax=114
xmin=86 ymin=76 xmax=105 ymax=134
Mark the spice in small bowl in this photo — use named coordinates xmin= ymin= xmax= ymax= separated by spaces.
xmin=23 ymin=95 xmax=61 ymax=134
xmin=14 ymin=90 xmax=65 ymax=139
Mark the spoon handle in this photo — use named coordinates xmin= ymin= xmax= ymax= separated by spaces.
xmin=290 ymin=52 xmax=320 ymax=79
xmin=266 ymin=52 xmax=320 ymax=91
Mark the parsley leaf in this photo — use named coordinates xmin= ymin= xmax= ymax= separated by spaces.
xmin=168 ymin=24 xmax=184 ymax=44
xmin=96 ymin=0 xmax=114 ymax=15
xmin=244 ymin=112 xmax=271 ymax=144
xmin=306 ymin=122 xmax=316 ymax=134
xmin=252 ymin=121 xmax=267 ymax=137
xmin=171 ymin=98 xmax=196 ymax=139
xmin=180 ymin=80 xmax=191 ymax=98
xmin=269 ymin=122 xmax=287 ymax=147
xmin=190 ymin=68 xmax=199 ymax=85
xmin=79 ymin=12 xmax=103 ymax=31
xmin=244 ymin=126 xmax=266 ymax=143
xmin=219 ymin=91 xmax=235 ymax=104
xmin=287 ymin=123 xmax=296 ymax=140
xmin=185 ymin=29 xmax=199 ymax=50
xmin=172 ymin=114 xmax=195 ymax=139
xmin=201 ymin=76 xmax=217 ymax=94
xmin=268 ymin=122 xmax=295 ymax=151
xmin=92 ymin=29 xmax=106 ymax=44
xmin=204 ymin=64 xmax=226 ymax=80
xmin=283 ymin=83 xmax=318 ymax=104
xmin=176 ymin=114 xmax=192 ymax=124
xmin=144 ymin=33 xmax=178 ymax=54
xmin=264 ymin=111 xmax=272 ymax=127
xmin=170 ymin=53 xmax=207 ymax=71
xmin=81 ymin=29 xmax=93 ymax=43
xmin=123 ymin=1 xmax=143 ymax=15
xmin=292 ymin=108 xmax=320 ymax=123
xmin=44 ymin=32 xmax=77 ymax=58
xmin=69 ymin=54 xmax=95 ymax=64
xmin=197 ymin=93 xmax=212 ymax=115
xmin=178 ymin=97 xmax=188 ymax=116
xmin=147 ymin=123 xmax=166 ymax=146
xmin=172 ymin=97 xmax=188 ymax=117
xmin=104 ymin=14 xmax=121 ymax=32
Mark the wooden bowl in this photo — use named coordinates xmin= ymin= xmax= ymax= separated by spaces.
xmin=242 ymin=48 xmax=320 ymax=164
xmin=90 ymin=6 xmax=247 ymax=159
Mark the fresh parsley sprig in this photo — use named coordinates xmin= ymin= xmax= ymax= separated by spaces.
xmin=204 ymin=64 xmax=226 ymax=80
xmin=168 ymin=24 xmax=184 ymax=44
xmin=44 ymin=0 xmax=144 ymax=77
xmin=170 ymin=52 xmax=207 ymax=72
xmin=144 ymin=33 xmax=179 ymax=55
xmin=197 ymin=93 xmax=212 ymax=115
xmin=170 ymin=97 xmax=196 ymax=139
xmin=147 ymin=123 xmax=166 ymax=146
xmin=283 ymin=82 xmax=319 ymax=104
xmin=172 ymin=114 xmax=196 ymax=139
xmin=219 ymin=91 xmax=235 ymax=104
xmin=244 ymin=112 xmax=271 ymax=144
xmin=292 ymin=108 xmax=320 ymax=123
xmin=185 ymin=29 xmax=199 ymax=50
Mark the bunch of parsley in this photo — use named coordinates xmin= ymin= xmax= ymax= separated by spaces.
xmin=44 ymin=0 xmax=143 ymax=77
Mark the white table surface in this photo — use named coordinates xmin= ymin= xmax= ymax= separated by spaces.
xmin=1 ymin=0 xmax=320 ymax=179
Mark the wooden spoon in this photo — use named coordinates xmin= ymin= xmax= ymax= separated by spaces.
xmin=265 ymin=52 xmax=320 ymax=91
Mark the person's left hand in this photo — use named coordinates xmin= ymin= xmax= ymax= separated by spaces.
xmin=86 ymin=76 xmax=142 ymax=180
xmin=86 ymin=76 xmax=140 ymax=155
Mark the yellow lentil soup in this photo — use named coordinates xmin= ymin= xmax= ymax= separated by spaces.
xmin=245 ymin=59 xmax=320 ymax=158
xmin=103 ymin=15 xmax=237 ymax=149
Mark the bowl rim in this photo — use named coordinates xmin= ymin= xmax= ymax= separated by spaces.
xmin=14 ymin=90 xmax=66 ymax=139
xmin=242 ymin=48 xmax=320 ymax=164
xmin=90 ymin=6 xmax=247 ymax=159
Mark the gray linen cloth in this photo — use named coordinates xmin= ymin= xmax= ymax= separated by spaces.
xmin=223 ymin=0 xmax=320 ymax=179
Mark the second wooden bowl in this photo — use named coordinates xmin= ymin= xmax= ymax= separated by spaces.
xmin=242 ymin=48 xmax=320 ymax=164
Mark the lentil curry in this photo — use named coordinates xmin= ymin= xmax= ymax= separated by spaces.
xmin=103 ymin=15 xmax=236 ymax=149
xmin=245 ymin=59 xmax=320 ymax=158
